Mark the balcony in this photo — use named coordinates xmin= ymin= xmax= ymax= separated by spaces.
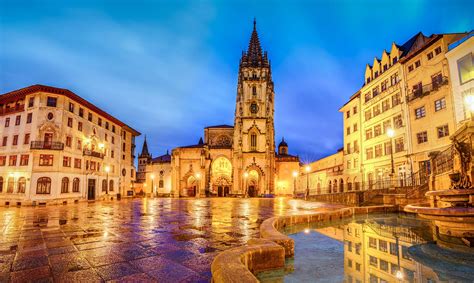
xmin=406 ymin=76 xmax=449 ymax=102
xmin=0 ymin=105 xmax=25 ymax=116
xmin=83 ymin=149 xmax=104 ymax=159
xmin=30 ymin=141 xmax=64 ymax=150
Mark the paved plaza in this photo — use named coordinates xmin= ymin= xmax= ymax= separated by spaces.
xmin=0 ymin=198 xmax=338 ymax=282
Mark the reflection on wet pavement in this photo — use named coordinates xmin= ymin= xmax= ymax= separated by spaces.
xmin=0 ymin=197 xmax=334 ymax=282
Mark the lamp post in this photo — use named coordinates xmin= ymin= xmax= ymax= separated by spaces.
xmin=105 ymin=166 xmax=110 ymax=195
xmin=394 ymin=234 xmax=403 ymax=282
xmin=387 ymin=128 xmax=395 ymax=187
xmin=150 ymin=174 xmax=155 ymax=197
xmin=305 ymin=165 xmax=310 ymax=200
xmin=243 ymin=172 xmax=249 ymax=197
xmin=195 ymin=173 xmax=201 ymax=198
xmin=292 ymin=171 xmax=298 ymax=198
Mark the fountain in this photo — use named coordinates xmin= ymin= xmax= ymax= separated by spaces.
xmin=405 ymin=121 xmax=474 ymax=248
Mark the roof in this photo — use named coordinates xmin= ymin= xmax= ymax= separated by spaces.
xmin=139 ymin=137 xmax=150 ymax=157
xmin=151 ymin=152 xmax=171 ymax=163
xmin=205 ymin=124 xmax=234 ymax=129
xmin=278 ymin=137 xmax=288 ymax=147
xmin=0 ymin=84 xmax=140 ymax=136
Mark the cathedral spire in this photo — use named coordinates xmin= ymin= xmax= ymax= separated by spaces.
xmin=139 ymin=136 xmax=150 ymax=158
xmin=240 ymin=19 xmax=269 ymax=68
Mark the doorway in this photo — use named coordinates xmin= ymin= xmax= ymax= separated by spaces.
xmin=44 ymin=133 xmax=53 ymax=148
xmin=218 ymin=186 xmax=223 ymax=197
xmin=248 ymin=185 xmax=256 ymax=197
xmin=87 ymin=179 xmax=96 ymax=200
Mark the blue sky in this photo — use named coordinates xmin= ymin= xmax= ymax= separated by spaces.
xmin=1 ymin=0 xmax=472 ymax=161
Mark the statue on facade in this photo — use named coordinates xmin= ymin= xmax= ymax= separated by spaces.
xmin=450 ymin=139 xmax=473 ymax=190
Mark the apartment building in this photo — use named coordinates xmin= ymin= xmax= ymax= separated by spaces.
xmin=0 ymin=85 xmax=140 ymax=206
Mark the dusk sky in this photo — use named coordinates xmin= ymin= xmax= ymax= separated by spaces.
xmin=1 ymin=0 xmax=472 ymax=162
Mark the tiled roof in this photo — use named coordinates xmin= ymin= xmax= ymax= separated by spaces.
xmin=205 ymin=124 xmax=234 ymax=129
xmin=151 ymin=153 xmax=171 ymax=163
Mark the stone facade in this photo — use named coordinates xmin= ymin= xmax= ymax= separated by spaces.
xmin=137 ymin=21 xmax=299 ymax=197
xmin=0 ymin=85 xmax=140 ymax=206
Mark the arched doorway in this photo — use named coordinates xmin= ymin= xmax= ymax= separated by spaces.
xmin=211 ymin=157 xmax=232 ymax=197
xmin=246 ymin=170 xmax=260 ymax=197
xmin=187 ymin=176 xmax=197 ymax=197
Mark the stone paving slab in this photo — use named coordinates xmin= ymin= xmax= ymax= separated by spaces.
xmin=0 ymin=198 xmax=336 ymax=282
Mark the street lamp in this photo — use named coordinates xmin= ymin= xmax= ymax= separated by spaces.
xmin=105 ymin=166 xmax=110 ymax=195
xmin=150 ymin=174 xmax=155 ymax=197
xmin=195 ymin=173 xmax=201 ymax=197
xmin=387 ymin=128 xmax=395 ymax=187
xmin=243 ymin=172 xmax=249 ymax=197
xmin=292 ymin=171 xmax=298 ymax=198
xmin=305 ymin=165 xmax=310 ymax=200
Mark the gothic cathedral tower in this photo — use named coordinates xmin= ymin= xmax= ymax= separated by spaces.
xmin=233 ymin=20 xmax=275 ymax=196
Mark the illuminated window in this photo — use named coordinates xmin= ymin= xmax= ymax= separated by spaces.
xmin=18 ymin=177 xmax=26 ymax=193
xmin=61 ymin=177 xmax=69 ymax=193
xmin=73 ymin=178 xmax=80 ymax=192
xmin=37 ymin=177 xmax=51 ymax=194
xmin=458 ymin=53 xmax=473 ymax=84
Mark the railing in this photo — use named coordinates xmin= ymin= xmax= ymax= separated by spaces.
xmin=83 ymin=149 xmax=105 ymax=159
xmin=432 ymin=146 xmax=454 ymax=176
xmin=406 ymin=76 xmax=449 ymax=102
xmin=0 ymin=105 xmax=25 ymax=116
xmin=30 ymin=141 xmax=64 ymax=150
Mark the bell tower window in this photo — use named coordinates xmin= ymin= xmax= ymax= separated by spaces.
xmin=250 ymin=133 xmax=257 ymax=151
xmin=252 ymin=86 xmax=257 ymax=96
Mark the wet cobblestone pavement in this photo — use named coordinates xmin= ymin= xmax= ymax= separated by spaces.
xmin=0 ymin=197 xmax=338 ymax=282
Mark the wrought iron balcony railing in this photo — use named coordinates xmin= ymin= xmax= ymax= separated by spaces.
xmin=406 ymin=76 xmax=449 ymax=102
xmin=30 ymin=141 xmax=64 ymax=150
xmin=83 ymin=149 xmax=104 ymax=159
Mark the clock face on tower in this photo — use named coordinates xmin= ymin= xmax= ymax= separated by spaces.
xmin=250 ymin=103 xmax=259 ymax=114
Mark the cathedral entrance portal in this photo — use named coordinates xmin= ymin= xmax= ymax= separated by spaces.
xmin=245 ymin=170 xmax=260 ymax=197
xmin=186 ymin=176 xmax=197 ymax=197
xmin=211 ymin=157 xmax=232 ymax=197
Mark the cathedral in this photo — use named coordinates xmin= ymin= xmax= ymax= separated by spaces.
xmin=137 ymin=21 xmax=299 ymax=197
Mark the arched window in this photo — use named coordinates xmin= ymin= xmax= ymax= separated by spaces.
xmin=18 ymin=177 xmax=26 ymax=193
xmin=109 ymin=180 xmax=114 ymax=191
xmin=37 ymin=177 xmax=51 ymax=194
xmin=73 ymin=178 xmax=80 ymax=192
xmin=61 ymin=177 xmax=69 ymax=193
xmin=102 ymin=179 xmax=107 ymax=192
xmin=250 ymin=133 xmax=257 ymax=151
xmin=7 ymin=178 xmax=14 ymax=193
xmin=328 ymin=181 xmax=332 ymax=194
xmin=339 ymin=179 xmax=344 ymax=193
xmin=0 ymin=177 xmax=3 ymax=193
xmin=252 ymin=86 xmax=257 ymax=96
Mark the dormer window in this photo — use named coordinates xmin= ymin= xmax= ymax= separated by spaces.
xmin=393 ymin=57 xmax=398 ymax=64
xmin=383 ymin=64 xmax=388 ymax=71
xmin=374 ymin=71 xmax=379 ymax=78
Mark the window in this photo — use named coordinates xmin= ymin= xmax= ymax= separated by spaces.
xmin=109 ymin=180 xmax=114 ymax=191
xmin=69 ymin=102 xmax=74 ymax=112
xmin=432 ymin=72 xmax=443 ymax=88
xmin=346 ymin=127 xmax=351 ymax=135
xmin=61 ymin=177 xmax=69 ymax=193
xmin=18 ymin=177 xmax=26 ymax=193
xmin=366 ymin=148 xmax=374 ymax=160
xmin=66 ymin=136 xmax=72 ymax=147
xmin=2 ymin=137 xmax=7 ymax=146
xmin=7 ymin=178 xmax=14 ymax=193
xmin=374 ymin=71 xmax=378 ymax=78
xmin=415 ymin=106 xmax=426 ymax=119
xmin=415 ymin=60 xmax=421 ymax=68
xmin=24 ymin=134 xmax=30 ymax=145
xmin=427 ymin=52 xmax=434 ymax=60
xmin=369 ymin=237 xmax=377 ymax=248
xmin=63 ymin=156 xmax=71 ymax=167
xmin=383 ymin=64 xmax=388 ymax=71
xmin=347 ymin=160 xmax=351 ymax=169
xmin=353 ymin=123 xmax=358 ymax=132
xmin=383 ymin=120 xmax=391 ymax=133
xmin=437 ymin=125 xmax=449 ymax=138
xmin=98 ymin=118 xmax=102 ymax=126
xmin=374 ymin=125 xmax=382 ymax=137
xmin=20 ymin=154 xmax=29 ymax=166
xmin=384 ymin=141 xmax=392 ymax=155
xmin=402 ymin=246 xmax=411 ymax=260
xmin=5 ymin=118 xmax=10 ymax=127
xmin=457 ymin=53 xmax=473 ymax=84
xmin=77 ymin=139 xmax=82 ymax=150
xmin=390 ymin=72 xmax=399 ymax=85
xmin=36 ymin=177 xmax=51 ymax=194
xmin=122 ymin=143 xmax=126 ymax=151
xmin=434 ymin=46 xmax=442 ymax=55
xmin=395 ymin=137 xmax=404 ymax=152
xmin=0 ymin=156 xmax=5 ymax=166
xmin=381 ymin=99 xmax=390 ymax=112
xmin=366 ymin=129 xmax=373 ymax=140
xmin=393 ymin=57 xmax=398 ymax=64
xmin=369 ymin=256 xmax=378 ymax=266
xmin=105 ymin=121 xmax=109 ymax=130
xmin=356 ymin=262 xmax=361 ymax=271
xmin=380 ymin=259 xmax=389 ymax=272
xmin=408 ymin=64 xmax=414 ymax=72
xmin=9 ymin=155 xmax=17 ymax=166
xmin=355 ymin=243 xmax=361 ymax=255
xmin=379 ymin=240 xmax=388 ymax=252
xmin=372 ymin=86 xmax=379 ymax=97
xmin=27 ymin=113 xmax=32 ymax=123
xmin=364 ymin=92 xmax=371 ymax=103
xmin=250 ymin=133 xmax=257 ymax=151
xmin=391 ymin=264 xmax=400 ymax=276
xmin=373 ymin=105 xmax=380 ymax=117
xmin=74 ymin=158 xmax=81 ymax=169
xmin=67 ymin=117 xmax=73 ymax=127
xmin=12 ymin=135 xmax=18 ymax=146
xmin=365 ymin=110 xmax=372 ymax=121
xmin=375 ymin=144 xmax=382 ymax=158
xmin=346 ymin=143 xmax=351 ymax=154
xmin=47 ymin=97 xmax=57 ymax=107
xmin=15 ymin=115 xmax=21 ymax=125
xmin=348 ymin=259 xmax=352 ymax=268
xmin=102 ymin=179 xmax=108 ymax=192
xmin=73 ymin=178 xmax=80 ymax=192
xmin=435 ymin=97 xmax=446 ymax=111
xmin=393 ymin=115 xmax=403 ymax=128
xmin=417 ymin=131 xmax=428 ymax=144
xmin=390 ymin=242 xmax=398 ymax=255
xmin=354 ymin=140 xmax=359 ymax=152
xmin=78 ymin=122 xmax=83 ymax=131
xmin=353 ymin=106 xmax=357 ymax=114
xmin=79 ymin=108 xmax=84 ymax=117
xmin=346 ymin=111 xmax=350 ymax=119
xmin=28 ymin=97 xmax=34 ymax=107
xmin=88 ymin=113 xmax=92 ymax=122
xmin=111 ymin=150 xmax=114 ymax=158
xmin=111 ymin=136 xmax=115 ymax=144
xmin=39 ymin=154 xmax=53 ymax=166
xmin=381 ymin=80 xmax=388 ymax=92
